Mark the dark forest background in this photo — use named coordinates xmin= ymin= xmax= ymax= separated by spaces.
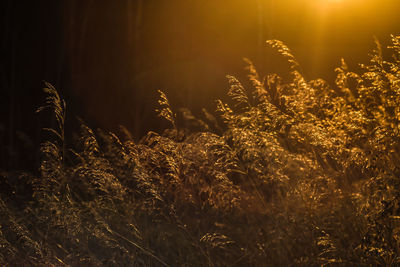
xmin=1 ymin=0 xmax=400 ymax=170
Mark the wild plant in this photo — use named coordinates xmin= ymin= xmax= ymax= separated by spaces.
xmin=1 ymin=35 xmax=400 ymax=266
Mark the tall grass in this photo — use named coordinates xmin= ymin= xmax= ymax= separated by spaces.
xmin=1 ymin=35 xmax=400 ymax=266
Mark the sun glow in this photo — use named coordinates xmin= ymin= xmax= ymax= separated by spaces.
xmin=318 ymin=0 xmax=345 ymax=8
xmin=321 ymin=0 xmax=343 ymax=3
xmin=316 ymin=0 xmax=345 ymax=8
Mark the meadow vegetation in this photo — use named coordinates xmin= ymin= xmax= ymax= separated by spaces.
xmin=1 ymin=36 xmax=400 ymax=266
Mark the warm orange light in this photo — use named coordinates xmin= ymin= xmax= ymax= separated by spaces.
xmin=317 ymin=0 xmax=344 ymax=7
xmin=321 ymin=0 xmax=343 ymax=3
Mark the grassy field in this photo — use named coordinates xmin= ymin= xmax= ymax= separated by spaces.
xmin=1 ymin=36 xmax=400 ymax=266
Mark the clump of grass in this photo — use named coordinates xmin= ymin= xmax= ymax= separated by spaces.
xmin=1 ymin=35 xmax=400 ymax=266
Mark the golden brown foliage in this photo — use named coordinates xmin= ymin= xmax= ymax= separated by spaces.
xmin=2 ymin=35 xmax=400 ymax=266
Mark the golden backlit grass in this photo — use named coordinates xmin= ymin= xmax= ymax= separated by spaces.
xmin=1 ymin=35 xmax=400 ymax=266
